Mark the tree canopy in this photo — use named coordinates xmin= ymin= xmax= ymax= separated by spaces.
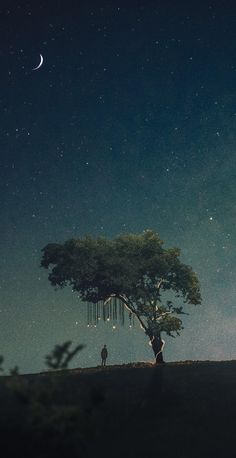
xmin=41 ymin=230 xmax=201 ymax=345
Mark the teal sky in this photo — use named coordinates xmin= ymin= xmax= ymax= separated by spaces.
xmin=1 ymin=0 xmax=236 ymax=373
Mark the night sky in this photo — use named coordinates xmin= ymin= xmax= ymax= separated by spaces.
xmin=1 ymin=0 xmax=236 ymax=374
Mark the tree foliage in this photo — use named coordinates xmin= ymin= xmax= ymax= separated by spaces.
xmin=41 ymin=230 xmax=201 ymax=345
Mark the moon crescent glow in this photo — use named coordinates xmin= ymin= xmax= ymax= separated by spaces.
xmin=32 ymin=54 xmax=44 ymax=71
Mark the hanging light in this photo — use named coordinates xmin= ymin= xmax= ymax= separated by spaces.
xmin=87 ymin=297 xmax=129 ymax=328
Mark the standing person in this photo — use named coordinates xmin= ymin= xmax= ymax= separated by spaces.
xmin=101 ymin=345 xmax=108 ymax=367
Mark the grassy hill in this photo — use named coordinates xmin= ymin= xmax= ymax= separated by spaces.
xmin=1 ymin=360 xmax=236 ymax=458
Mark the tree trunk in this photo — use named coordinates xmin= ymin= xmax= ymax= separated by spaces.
xmin=149 ymin=334 xmax=164 ymax=364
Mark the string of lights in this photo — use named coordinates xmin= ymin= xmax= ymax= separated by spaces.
xmin=86 ymin=297 xmax=135 ymax=329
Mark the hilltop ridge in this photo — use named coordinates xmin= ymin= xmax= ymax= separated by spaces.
xmin=20 ymin=358 xmax=236 ymax=377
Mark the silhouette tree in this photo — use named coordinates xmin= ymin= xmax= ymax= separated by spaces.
xmin=45 ymin=341 xmax=85 ymax=370
xmin=41 ymin=230 xmax=201 ymax=363
xmin=9 ymin=365 xmax=20 ymax=376
xmin=2 ymin=344 xmax=90 ymax=457
xmin=0 ymin=355 xmax=4 ymax=372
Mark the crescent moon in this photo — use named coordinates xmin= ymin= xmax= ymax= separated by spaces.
xmin=32 ymin=54 xmax=44 ymax=71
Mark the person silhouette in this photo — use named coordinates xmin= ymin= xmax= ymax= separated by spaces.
xmin=101 ymin=345 xmax=108 ymax=366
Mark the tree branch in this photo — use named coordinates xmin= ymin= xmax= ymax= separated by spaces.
xmin=155 ymin=278 xmax=164 ymax=290
xmin=116 ymin=294 xmax=148 ymax=333
xmin=155 ymin=265 xmax=174 ymax=291
xmin=156 ymin=311 xmax=172 ymax=321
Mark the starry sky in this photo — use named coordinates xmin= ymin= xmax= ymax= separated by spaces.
xmin=1 ymin=0 xmax=236 ymax=374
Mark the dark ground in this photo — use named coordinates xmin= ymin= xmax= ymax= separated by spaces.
xmin=1 ymin=360 xmax=236 ymax=458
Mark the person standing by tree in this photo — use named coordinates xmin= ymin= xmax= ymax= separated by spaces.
xmin=101 ymin=345 xmax=108 ymax=366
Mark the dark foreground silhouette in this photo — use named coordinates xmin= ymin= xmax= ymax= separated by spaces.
xmin=1 ymin=360 xmax=236 ymax=458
